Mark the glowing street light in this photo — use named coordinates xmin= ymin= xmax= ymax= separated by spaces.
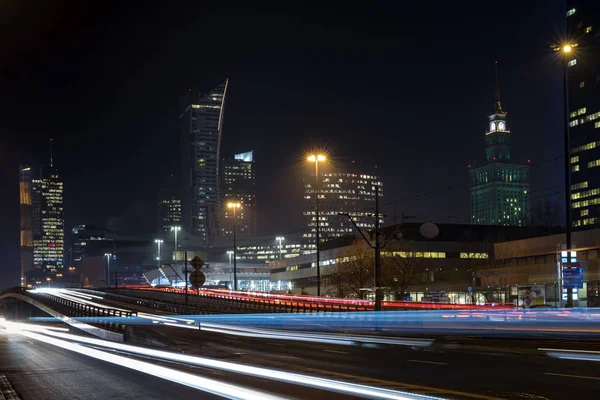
xmin=154 ymin=239 xmax=163 ymax=286
xmin=552 ymin=41 xmax=579 ymax=307
xmin=104 ymin=253 xmax=112 ymax=287
xmin=170 ymin=226 xmax=181 ymax=261
xmin=276 ymin=236 xmax=285 ymax=260
xmin=227 ymin=202 xmax=241 ymax=290
xmin=307 ymin=154 xmax=326 ymax=296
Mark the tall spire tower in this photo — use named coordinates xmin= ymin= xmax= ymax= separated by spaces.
xmin=468 ymin=61 xmax=530 ymax=226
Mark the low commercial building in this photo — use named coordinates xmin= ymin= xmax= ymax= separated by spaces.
xmin=269 ymin=223 xmax=557 ymax=301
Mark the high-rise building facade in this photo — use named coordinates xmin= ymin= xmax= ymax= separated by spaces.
xmin=567 ymin=2 xmax=600 ymax=228
xmin=31 ymin=164 xmax=65 ymax=277
xmin=180 ymin=80 xmax=229 ymax=245
xmin=220 ymin=151 xmax=257 ymax=237
xmin=469 ymin=66 xmax=530 ymax=226
xmin=19 ymin=165 xmax=34 ymax=285
xmin=158 ymin=198 xmax=182 ymax=233
xmin=303 ymin=166 xmax=384 ymax=243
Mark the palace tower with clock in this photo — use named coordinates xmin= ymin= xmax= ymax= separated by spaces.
xmin=469 ymin=62 xmax=530 ymax=226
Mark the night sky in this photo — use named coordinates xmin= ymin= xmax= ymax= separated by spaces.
xmin=0 ymin=1 xmax=566 ymax=289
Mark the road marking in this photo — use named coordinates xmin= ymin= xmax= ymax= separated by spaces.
xmin=0 ymin=374 xmax=22 ymax=400
xmin=324 ymin=349 xmax=351 ymax=355
xmin=407 ymin=359 xmax=448 ymax=365
xmin=299 ymin=366 xmax=504 ymax=399
xmin=544 ymin=372 xmax=600 ymax=381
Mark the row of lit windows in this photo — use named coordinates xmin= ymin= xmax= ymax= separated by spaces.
xmin=570 ymin=107 xmax=587 ymax=118
xmin=572 ymin=141 xmax=600 ymax=154
xmin=569 ymin=111 xmax=600 ymax=128
xmin=573 ymin=197 xmax=600 ymax=209
xmin=589 ymin=159 xmax=600 ymax=168
xmin=573 ymin=217 xmax=599 ymax=227
xmin=572 ymin=181 xmax=588 ymax=190
xmin=572 ymin=188 xmax=600 ymax=200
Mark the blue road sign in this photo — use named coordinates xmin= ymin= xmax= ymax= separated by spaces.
xmin=562 ymin=262 xmax=584 ymax=289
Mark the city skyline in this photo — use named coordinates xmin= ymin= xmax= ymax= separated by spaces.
xmin=0 ymin=2 xmax=567 ymax=288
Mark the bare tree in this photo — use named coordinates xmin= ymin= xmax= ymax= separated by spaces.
xmin=381 ymin=249 xmax=426 ymax=300
xmin=325 ymin=241 xmax=373 ymax=299
xmin=528 ymin=200 xmax=562 ymax=228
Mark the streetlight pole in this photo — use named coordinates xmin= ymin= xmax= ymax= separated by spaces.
xmin=104 ymin=253 xmax=111 ymax=287
xmin=308 ymin=154 xmax=326 ymax=296
xmin=276 ymin=236 xmax=285 ymax=260
xmin=227 ymin=202 xmax=241 ymax=290
xmin=155 ymin=239 xmax=163 ymax=286
xmin=227 ymin=250 xmax=233 ymax=288
xmin=554 ymin=42 xmax=576 ymax=307
xmin=171 ymin=226 xmax=181 ymax=262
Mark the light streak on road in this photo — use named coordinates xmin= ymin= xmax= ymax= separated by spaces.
xmin=539 ymin=348 xmax=600 ymax=362
xmin=4 ymin=321 xmax=443 ymax=400
xmin=200 ymin=323 xmax=433 ymax=347
xmin=0 ymin=320 xmax=283 ymax=400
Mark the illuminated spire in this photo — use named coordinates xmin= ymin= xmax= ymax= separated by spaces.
xmin=493 ymin=61 xmax=506 ymax=115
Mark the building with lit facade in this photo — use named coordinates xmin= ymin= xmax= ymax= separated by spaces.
xmin=180 ymin=80 xmax=229 ymax=245
xmin=220 ymin=151 xmax=256 ymax=237
xmin=29 ymin=164 xmax=65 ymax=284
xmin=158 ymin=198 xmax=182 ymax=233
xmin=19 ymin=165 xmax=34 ymax=286
xmin=567 ymin=2 xmax=600 ymax=229
xmin=469 ymin=66 xmax=530 ymax=226
xmin=303 ymin=165 xmax=384 ymax=244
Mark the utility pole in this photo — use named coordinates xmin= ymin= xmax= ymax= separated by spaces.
xmin=374 ymin=185 xmax=382 ymax=311
xmin=184 ymin=251 xmax=189 ymax=305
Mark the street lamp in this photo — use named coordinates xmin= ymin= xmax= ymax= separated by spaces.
xmin=307 ymin=154 xmax=326 ymax=296
xmin=170 ymin=226 xmax=181 ymax=262
xmin=553 ymin=42 xmax=578 ymax=307
xmin=104 ymin=253 xmax=112 ymax=287
xmin=154 ymin=239 xmax=163 ymax=286
xmin=227 ymin=202 xmax=241 ymax=290
xmin=276 ymin=236 xmax=285 ymax=260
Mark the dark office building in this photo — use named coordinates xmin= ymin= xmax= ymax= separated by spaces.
xmin=180 ymin=80 xmax=229 ymax=245
xmin=567 ymin=2 xmax=600 ymax=228
xmin=469 ymin=64 xmax=530 ymax=226
xmin=220 ymin=151 xmax=257 ymax=237
xmin=19 ymin=165 xmax=34 ymax=286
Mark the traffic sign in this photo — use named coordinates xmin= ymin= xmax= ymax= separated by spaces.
xmin=562 ymin=262 xmax=584 ymax=289
xmin=189 ymin=270 xmax=206 ymax=288
xmin=190 ymin=256 xmax=204 ymax=270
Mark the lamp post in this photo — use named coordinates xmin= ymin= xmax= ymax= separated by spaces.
xmin=170 ymin=226 xmax=181 ymax=262
xmin=307 ymin=154 xmax=326 ymax=296
xmin=553 ymin=42 xmax=577 ymax=307
xmin=227 ymin=250 xmax=234 ymax=288
xmin=154 ymin=239 xmax=163 ymax=286
xmin=276 ymin=236 xmax=285 ymax=260
xmin=104 ymin=253 xmax=111 ymax=287
xmin=227 ymin=202 xmax=241 ymax=290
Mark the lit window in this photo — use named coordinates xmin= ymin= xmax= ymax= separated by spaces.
xmin=570 ymin=119 xmax=579 ymax=127
xmin=572 ymin=164 xmax=580 ymax=172
xmin=586 ymin=26 xmax=592 ymax=33
xmin=580 ymin=81 xmax=585 ymax=88
xmin=581 ymin=209 xmax=589 ymax=216
xmin=596 ymin=122 xmax=600 ymax=129
xmin=578 ymin=107 xmax=587 ymax=115
xmin=570 ymin=111 xmax=577 ymax=118
xmin=568 ymin=59 xmax=577 ymax=67
xmin=571 ymin=156 xmax=579 ymax=164
xmin=588 ymin=159 xmax=600 ymax=168
xmin=567 ymin=8 xmax=576 ymax=17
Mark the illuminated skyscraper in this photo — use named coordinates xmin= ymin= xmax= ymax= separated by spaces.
xmin=220 ymin=151 xmax=257 ymax=237
xmin=566 ymin=2 xmax=600 ymax=228
xmin=180 ymin=80 xmax=229 ymax=244
xmin=469 ymin=63 xmax=530 ymax=226
xmin=29 ymin=163 xmax=65 ymax=282
xmin=158 ymin=197 xmax=182 ymax=233
xmin=303 ymin=165 xmax=384 ymax=243
xmin=19 ymin=165 xmax=34 ymax=286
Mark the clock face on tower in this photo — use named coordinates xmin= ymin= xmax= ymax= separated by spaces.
xmin=490 ymin=122 xmax=496 ymax=132
xmin=498 ymin=121 xmax=505 ymax=131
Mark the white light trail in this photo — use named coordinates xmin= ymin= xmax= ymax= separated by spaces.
xmin=22 ymin=326 xmax=442 ymax=400
xmin=539 ymin=347 xmax=600 ymax=362
xmin=3 ymin=322 xmax=282 ymax=400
